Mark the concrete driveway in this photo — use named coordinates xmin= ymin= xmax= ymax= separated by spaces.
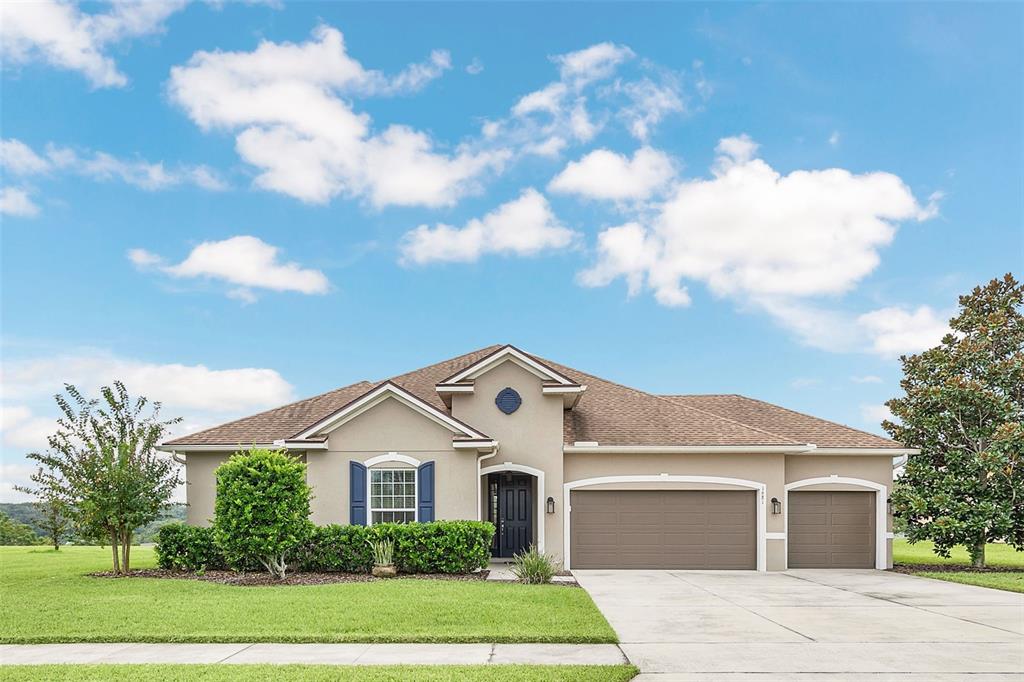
xmin=574 ymin=569 xmax=1024 ymax=681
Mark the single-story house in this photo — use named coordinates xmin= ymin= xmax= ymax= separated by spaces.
xmin=158 ymin=344 xmax=914 ymax=571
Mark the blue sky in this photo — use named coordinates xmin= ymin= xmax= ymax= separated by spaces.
xmin=1 ymin=2 xmax=1021 ymax=500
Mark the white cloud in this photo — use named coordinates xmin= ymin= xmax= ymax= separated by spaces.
xmin=0 ymin=187 xmax=40 ymax=217
xmin=617 ymin=77 xmax=685 ymax=141
xmin=851 ymin=375 xmax=883 ymax=384
xmin=829 ymin=131 xmax=841 ymax=147
xmin=0 ymin=405 xmax=55 ymax=450
xmin=860 ymin=403 xmax=893 ymax=426
xmin=0 ymin=461 xmax=38 ymax=503
xmin=168 ymin=25 xmax=503 ymax=208
xmin=0 ymin=138 xmax=227 ymax=192
xmin=554 ymin=42 xmax=634 ymax=87
xmin=1 ymin=351 xmax=296 ymax=415
xmin=790 ymin=377 xmax=822 ymax=389
xmin=133 ymin=236 xmax=330 ymax=302
xmin=466 ymin=57 xmax=484 ymax=75
xmin=548 ymin=147 xmax=675 ymax=201
xmin=581 ymin=135 xmax=938 ymax=307
xmin=857 ymin=305 xmax=950 ymax=357
xmin=399 ymin=188 xmax=576 ymax=265
xmin=0 ymin=0 xmax=186 ymax=88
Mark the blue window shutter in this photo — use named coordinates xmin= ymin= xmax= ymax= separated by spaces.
xmin=418 ymin=461 xmax=435 ymax=522
xmin=350 ymin=461 xmax=367 ymax=526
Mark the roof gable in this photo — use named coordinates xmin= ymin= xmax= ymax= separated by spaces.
xmin=438 ymin=345 xmax=577 ymax=386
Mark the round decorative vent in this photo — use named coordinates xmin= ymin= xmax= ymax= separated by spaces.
xmin=495 ymin=387 xmax=522 ymax=414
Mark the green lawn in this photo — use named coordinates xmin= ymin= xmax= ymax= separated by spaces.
xmin=0 ymin=547 xmax=616 ymax=644
xmin=893 ymin=539 xmax=1024 ymax=593
xmin=0 ymin=665 xmax=639 ymax=682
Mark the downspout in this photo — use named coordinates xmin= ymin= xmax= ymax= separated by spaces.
xmin=170 ymin=451 xmax=186 ymax=466
xmin=477 ymin=443 xmax=499 ymax=521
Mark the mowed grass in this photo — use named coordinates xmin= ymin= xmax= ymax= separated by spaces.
xmin=893 ymin=538 xmax=1024 ymax=593
xmin=0 ymin=665 xmax=639 ymax=682
xmin=0 ymin=547 xmax=616 ymax=644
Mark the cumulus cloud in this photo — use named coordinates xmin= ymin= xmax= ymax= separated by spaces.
xmin=578 ymin=135 xmax=944 ymax=354
xmin=399 ymin=188 xmax=576 ymax=265
xmin=851 ymin=375 xmax=883 ymax=384
xmin=860 ymin=403 xmax=894 ymax=427
xmin=0 ymin=0 xmax=186 ymax=88
xmin=168 ymin=25 xmax=503 ymax=208
xmin=2 ymin=351 xmax=296 ymax=416
xmin=554 ymin=42 xmax=635 ymax=87
xmin=0 ymin=138 xmax=227 ymax=192
xmin=857 ymin=305 xmax=950 ymax=357
xmin=130 ymin=236 xmax=330 ymax=302
xmin=0 ymin=187 xmax=40 ymax=217
xmin=548 ymin=147 xmax=675 ymax=201
xmin=615 ymin=76 xmax=686 ymax=141
xmin=0 ymin=405 xmax=55 ymax=450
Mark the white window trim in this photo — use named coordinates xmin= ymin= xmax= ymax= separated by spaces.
xmin=563 ymin=475 xmax=768 ymax=572
xmin=479 ymin=463 xmax=546 ymax=554
xmin=784 ymin=476 xmax=888 ymax=570
xmin=367 ymin=467 xmax=418 ymax=526
xmin=364 ymin=452 xmax=421 ymax=468
xmin=441 ymin=346 xmax=576 ymax=386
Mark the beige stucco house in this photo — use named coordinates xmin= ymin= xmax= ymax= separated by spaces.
xmin=159 ymin=345 xmax=914 ymax=572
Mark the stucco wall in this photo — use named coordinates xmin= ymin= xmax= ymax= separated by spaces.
xmin=452 ymin=360 xmax=566 ymax=559
xmin=308 ymin=395 xmax=477 ymax=525
xmin=184 ymin=452 xmax=231 ymax=526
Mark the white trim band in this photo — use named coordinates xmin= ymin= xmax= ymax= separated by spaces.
xmin=363 ymin=452 xmax=421 ymax=468
xmin=563 ymin=445 xmax=815 ymax=454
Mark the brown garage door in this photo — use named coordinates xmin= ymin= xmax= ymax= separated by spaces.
xmin=570 ymin=490 xmax=757 ymax=569
xmin=788 ymin=491 xmax=875 ymax=568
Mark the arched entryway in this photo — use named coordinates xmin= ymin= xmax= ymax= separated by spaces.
xmin=480 ymin=463 xmax=545 ymax=557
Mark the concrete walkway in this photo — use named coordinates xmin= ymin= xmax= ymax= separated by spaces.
xmin=0 ymin=643 xmax=627 ymax=666
xmin=574 ymin=568 xmax=1024 ymax=681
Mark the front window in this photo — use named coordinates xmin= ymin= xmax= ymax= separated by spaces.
xmin=370 ymin=468 xmax=416 ymax=524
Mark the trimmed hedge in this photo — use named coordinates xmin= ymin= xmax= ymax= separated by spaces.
xmin=157 ymin=520 xmax=495 ymax=575
xmin=299 ymin=521 xmax=495 ymax=574
xmin=155 ymin=523 xmax=225 ymax=571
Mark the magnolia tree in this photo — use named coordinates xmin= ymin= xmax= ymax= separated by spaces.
xmin=885 ymin=273 xmax=1024 ymax=567
xmin=214 ymin=448 xmax=312 ymax=579
xmin=18 ymin=382 xmax=182 ymax=573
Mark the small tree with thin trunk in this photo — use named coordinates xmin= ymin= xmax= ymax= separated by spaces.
xmin=17 ymin=382 xmax=182 ymax=573
xmin=885 ymin=273 xmax=1024 ymax=568
xmin=34 ymin=496 xmax=71 ymax=550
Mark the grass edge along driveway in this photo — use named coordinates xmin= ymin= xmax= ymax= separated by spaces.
xmin=0 ymin=665 xmax=640 ymax=682
xmin=893 ymin=538 xmax=1024 ymax=593
xmin=0 ymin=547 xmax=616 ymax=644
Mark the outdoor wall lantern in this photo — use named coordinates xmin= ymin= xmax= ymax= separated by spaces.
xmin=887 ymin=497 xmax=892 ymax=514
xmin=770 ymin=497 xmax=782 ymax=515
xmin=546 ymin=496 xmax=555 ymax=514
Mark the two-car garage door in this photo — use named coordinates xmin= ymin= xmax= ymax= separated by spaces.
xmin=569 ymin=490 xmax=757 ymax=569
xmin=569 ymin=488 xmax=877 ymax=570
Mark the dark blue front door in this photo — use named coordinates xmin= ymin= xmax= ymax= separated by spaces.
xmin=491 ymin=473 xmax=532 ymax=558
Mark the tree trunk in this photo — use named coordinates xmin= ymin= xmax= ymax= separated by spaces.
xmin=52 ymin=534 xmax=59 ymax=551
xmin=123 ymin=531 xmax=132 ymax=573
xmin=971 ymin=538 xmax=986 ymax=568
xmin=110 ymin=531 xmax=120 ymax=574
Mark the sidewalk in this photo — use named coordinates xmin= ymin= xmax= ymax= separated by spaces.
xmin=0 ymin=643 xmax=627 ymax=666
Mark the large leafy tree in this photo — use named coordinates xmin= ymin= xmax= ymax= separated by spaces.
xmin=0 ymin=512 xmax=43 ymax=546
xmin=18 ymin=382 xmax=182 ymax=573
xmin=885 ymin=273 xmax=1023 ymax=567
xmin=34 ymin=497 xmax=71 ymax=551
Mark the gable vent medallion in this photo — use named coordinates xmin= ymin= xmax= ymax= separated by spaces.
xmin=495 ymin=387 xmax=522 ymax=415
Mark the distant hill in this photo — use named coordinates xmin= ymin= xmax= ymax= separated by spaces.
xmin=0 ymin=502 xmax=187 ymax=543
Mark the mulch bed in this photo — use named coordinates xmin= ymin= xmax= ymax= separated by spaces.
xmin=90 ymin=568 xmax=490 ymax=586
xmin=892 ymin=563 xmax=1023 ymax=574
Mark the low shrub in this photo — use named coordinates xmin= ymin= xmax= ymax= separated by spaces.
xmin=298 ymin=524 xmax=373 ymax=572
xmin=155 ymin=523 xmax=224 ymax=571
xmin=299 ymin=521 xmax=494 ymax=574
xmin=511 ymin=545 xmax=557 ymax=584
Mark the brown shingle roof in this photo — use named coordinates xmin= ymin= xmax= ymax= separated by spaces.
xmin=662 ymin=394 xmax=902 ymax=449
xmin=164 ymin=345 xmax=901 ymax=449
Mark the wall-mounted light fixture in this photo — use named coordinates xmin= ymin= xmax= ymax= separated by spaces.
xmin=886 ymin=497 xmax=892 ymax=514
xmin=771 ymin=497 xmax=782 ymax=515
xmin=546 ymin=496 xmax=555 ymax=514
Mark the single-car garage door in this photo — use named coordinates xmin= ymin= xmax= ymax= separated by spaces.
xmin=570 ymin=490 xmax=756 ymax=569
xmin=788 ymin=491 xmax=875 ymax=568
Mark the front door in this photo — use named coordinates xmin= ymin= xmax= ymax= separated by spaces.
xmin=490 ymin=473 xmax=532 ymax=558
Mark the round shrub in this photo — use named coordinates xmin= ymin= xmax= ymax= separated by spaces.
xmin=155 ymin=523 xmax=224 ymax=571
xmin=213 ymin=448 xmax=312 ymax=579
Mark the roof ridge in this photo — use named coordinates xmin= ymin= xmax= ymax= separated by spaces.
xmin=386 ymin=344 xmax=505 ymax=386
xmin=164 ymin=379 xmax=375 ymax=445
xmin=532 ymin=353 xmax=800 ymax=445
xmin=724 ymin=394 xmax=899 ymax=444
